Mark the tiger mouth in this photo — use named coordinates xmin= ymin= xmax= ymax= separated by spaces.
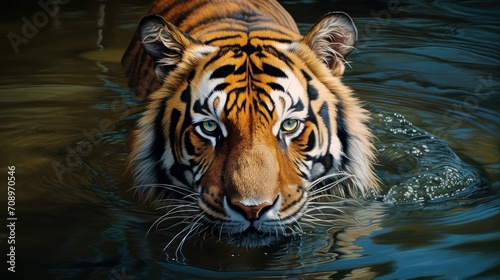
xmin=243 ymin=226 xmax=261 ymax=234
xmin=195 ymin=192 xmax=307 ymax=247
xmin=240 ymin=222 xmax=292 ymax=237
xmin=207 ymin=212 xmax=300 ymax=248
xmin=220 ymin=225 xmax=295 ymax=248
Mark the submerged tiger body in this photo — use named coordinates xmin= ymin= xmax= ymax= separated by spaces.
xmin=122 ymin=0 xmax=379 ymax=247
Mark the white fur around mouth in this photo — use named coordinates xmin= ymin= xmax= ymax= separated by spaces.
xmin=219 ymin=225 xmax=295 ymax=248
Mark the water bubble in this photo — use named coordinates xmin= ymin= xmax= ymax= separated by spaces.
xmin=369 ymin=106 xmax=481 ymax=204
xmin=411 ymin=147 xmax=423 ymax=156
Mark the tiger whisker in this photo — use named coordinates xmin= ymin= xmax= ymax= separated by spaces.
xmin=300 ymin=217 xmax=337 ymax=226
xmin=307 ymin=172 xmax=350 ymax=190
xmin=287 ymin=215 xmax=304 ymax=235
xmin=163 ymin=210 xmax=200 ymax=218
xmin=309 ymin=183 xmax=347 ymax=197
xmin=154 ymin=205 xmax=199 ymax=212
xmin=307 ymin=200 xmax=359 ymax=215
xmin=130 ymin=183 xmax=194 ymax=193
xmin=156 ymin=220 xmax=196 ymax=231
xmin=153 ymin=206 xmax=203 ymax=230
xmin=156 ymin=203 xmax=199 ymax=212
xmin=304 ymin=204 xmax=347 ymax=215
xmin=154 ymin=214 xmax=200 ymax=227
xmin=162 ymin=224 xmax=192 ymax=253
xmin=147 ymin=201 xmax=201 ymax=235
xmin=147 ymin=212 xmax=170 ymax=237
xmin=309 ymin=198 xmax=362 ymax=208
xmin=163 ymin=213 xmax=204 ymax=256
xmin=217 ymin=221 xmax=224 ymax=243
xmin=153 ymin=198 xmax=196 ymax=205
xmin=308 ymin=193 xmax=346 ymax=201
xmin=273 ymin=224 xmax=280 ymax=240
xmin=308 ymin=174 xmax=353 ymax=194
xmin=174 ymin=214 xmax=205 ymax=261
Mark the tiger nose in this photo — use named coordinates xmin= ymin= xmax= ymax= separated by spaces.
xmin=230 ymin=200 xmax=273 ymax=221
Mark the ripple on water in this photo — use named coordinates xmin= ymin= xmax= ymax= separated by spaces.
xmin=369 ymin=106 xmax=482 ymax=204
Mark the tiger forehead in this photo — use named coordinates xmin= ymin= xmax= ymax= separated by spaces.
xmin=192 ymin=43 xmax=307 ymax=116
xmin=201 ymin=42 xmax=289 ymax=70
xmin=197 ymin=44 xmax=306 ymax=91
xmin=197 ymin=42 xmax=302 ymax=92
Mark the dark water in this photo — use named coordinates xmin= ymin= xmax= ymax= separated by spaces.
xmin=0 ymin=0 xmax=499 ymax=279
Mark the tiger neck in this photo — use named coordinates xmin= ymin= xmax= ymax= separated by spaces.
xmin=176 ymin=6 xmax=302 ymax=48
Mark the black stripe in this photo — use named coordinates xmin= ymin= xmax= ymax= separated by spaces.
xmin=292 ymin=99 xmax=304 ymax=111
xmin=262 ymin=63 xmax=287 ymax=78
xmin=301 ymin=70 xmax=312 ymax=81
xmin=319 ymin=102 xmax=331 ymax=138
xmin=210 ymin=64 xmax=235 ymax=79
xmin=193 ymin=81 xmax=229 ymax=115
xmin=301 ymin=70 xmax=319 ymax=100
xmin=184 ymin=131 xmax=196 ymax=155
xmin=304 ymin=131 xmax=316 ymax=152
xmin=156 ymin=4 xmax=176 ymax=21
xmin=180 ymin=73 xmax=194 ymax=103
xmin=234 ymin=61 xmax=247 ymax=74
xmin=200 ymin=199 xmax=226 ymax=218
xmin=241 ymin=43 xmax=256 ymax=55
xmin=265 ymin=45 xmax=295 ymax=68
xmin=205 ymin=34 xmax=242 ymax=45
xmin=169 ymin=109 xmax=190 ymax=186
xmin=268 ymin=82 xmax=284 ymax=92
xmin=193 ymin=99 xmax=203 ymax=114
xmin=212 ymin=82 xmax=230 ymax=93
xmin=249 ymin=59 xmax=287 ymax=78
xmin=307 ymin=83 xmax=319 ymax=100
xmin=224 ymin=10 xmax=262 ymax=22
xmin=152 ymin=98 xmax=169 ymax=184
xmin=255 ymin=36 xmax=293 ymax=44
xmin=173 ymin=1 xmax=211 ymax=29
xmin=255 ymin=98 xmax=271 ymax=123
xmin=203 ymin=48 xmax=231 ymax=69
xmin=169 ymin=109 xmax=181 ymax=153
xmin=336 ymin=102 xmax=350 ymax=168
xmin=184 ymin=15 xmax=242 ymax=34
xmin=320 ymin=154 xmax=334 ymax=173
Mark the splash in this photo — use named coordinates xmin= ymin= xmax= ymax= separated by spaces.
xmin=369 ymin=106 xmax=481 ymax=204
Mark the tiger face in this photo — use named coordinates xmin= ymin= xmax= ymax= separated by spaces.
xmin=125 ymin=1 xmax=378 ymax=248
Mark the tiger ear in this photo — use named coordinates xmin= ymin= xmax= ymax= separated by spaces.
xmin=302 ymin=12 xmax=358 ymax=76
xmin=139 ymin=14 xmax=195 ymax=82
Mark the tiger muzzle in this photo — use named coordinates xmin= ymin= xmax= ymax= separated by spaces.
xmin=222 ymin=143 xmax=280 ymax=212
xmin=227 ymin=198 xmax=274 ymax=221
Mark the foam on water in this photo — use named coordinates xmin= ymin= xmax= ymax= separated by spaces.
xmin=368 ymin=106 xmax=482 ymax=204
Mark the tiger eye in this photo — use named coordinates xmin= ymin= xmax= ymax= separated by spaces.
xmin=202 ymin=120 xmax=218 ymax=133
xmin=281 ymin=119 xmax=299 ymax=132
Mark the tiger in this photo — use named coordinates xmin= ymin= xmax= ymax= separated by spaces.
xmin=121 ymin=0 xmax=379 ymax=248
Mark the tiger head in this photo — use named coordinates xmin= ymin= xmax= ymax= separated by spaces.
xmin=129 ymin=12 xmax=378 ymax=248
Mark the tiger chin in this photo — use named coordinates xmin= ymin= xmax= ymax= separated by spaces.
xmin=122 ymin=0 xmax=379 ymax=249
